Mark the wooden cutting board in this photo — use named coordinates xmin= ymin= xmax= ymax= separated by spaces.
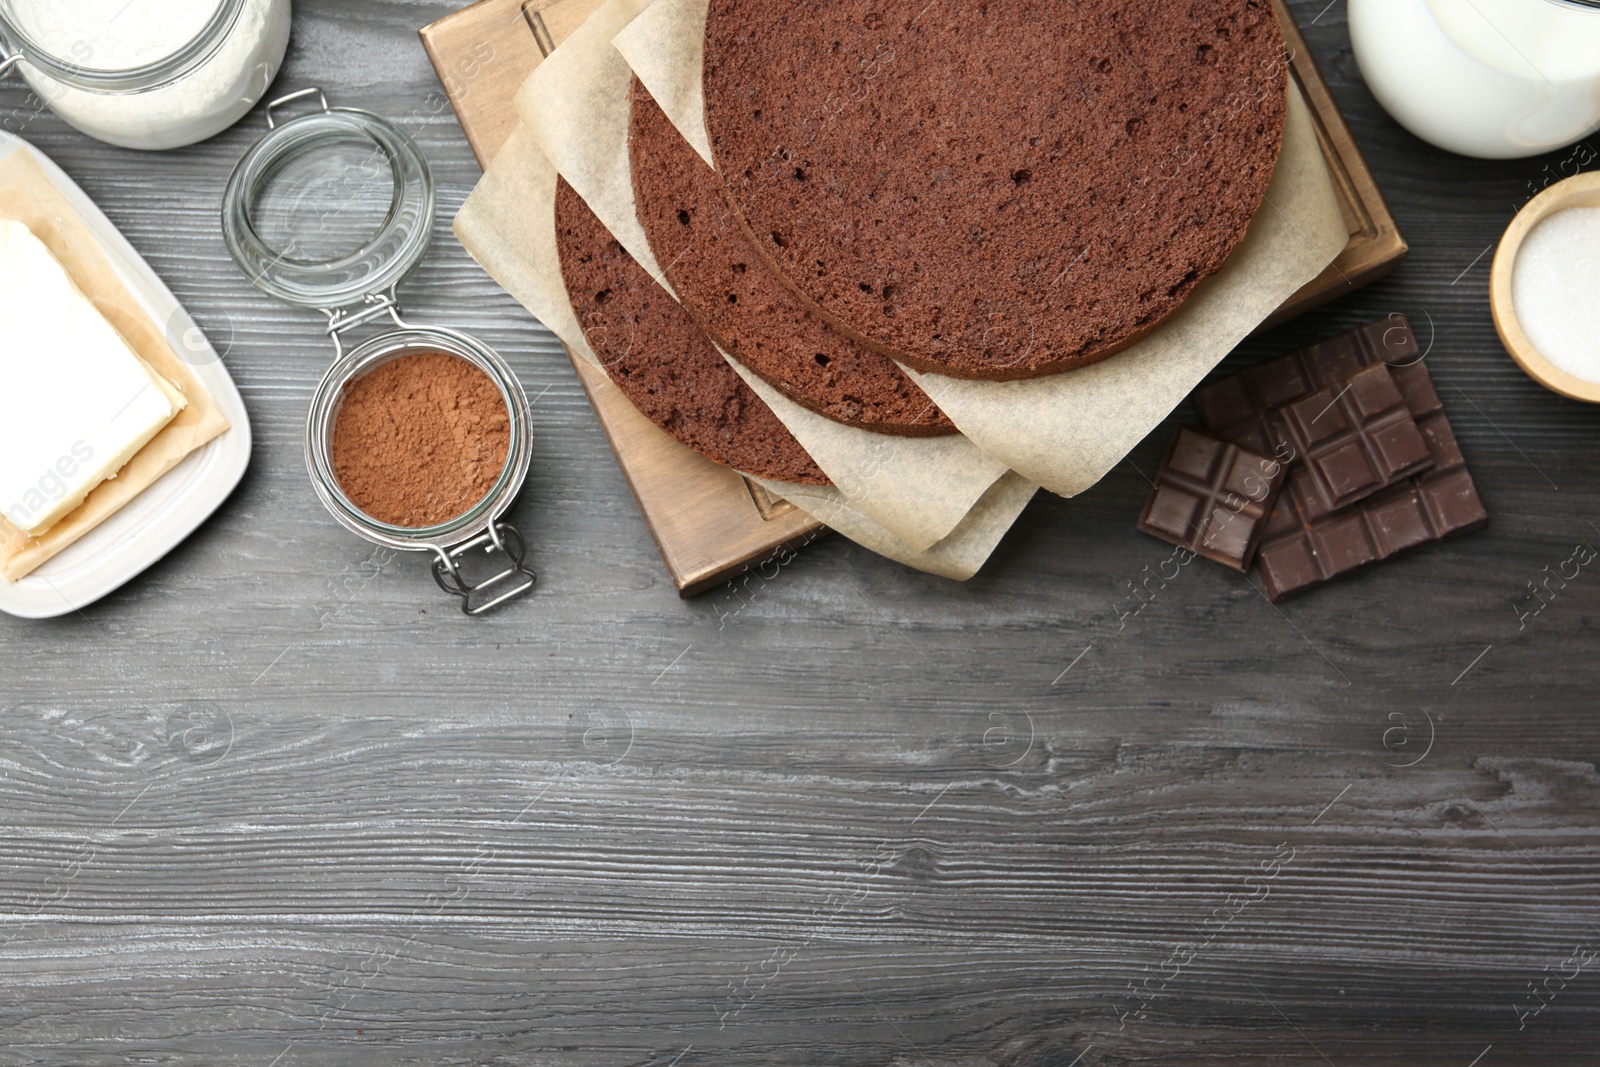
xmin=419 ymin=0 xmax=1407 ymax=597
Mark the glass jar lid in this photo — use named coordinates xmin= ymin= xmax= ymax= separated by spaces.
xmin=222 ymin=89 xmax=435 ymax=311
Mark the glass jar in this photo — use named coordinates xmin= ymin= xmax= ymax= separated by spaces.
xmin=224 ymin=89 xmax=538 ymax=614
xmin=0 ymin=0 xmax=292 ymax=151
xmin=307 ymin=326 xmax=537 ymax=612
xmin=1350 ymin=0 xmax=1600 ymax=160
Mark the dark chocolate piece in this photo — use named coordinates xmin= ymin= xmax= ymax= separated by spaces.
xmin=1256 ymin=385 xmax=1487 ymax=603
xmin=1138 ymin=427 xmax=1287 ymax=572
xmin=1278 ymin=363 xmax=1433 ymax=511
xmin=1193 ymin=316 xmax=1419 ymax=455
xmin=1196 ymin=325 xmax=1487 ymax=601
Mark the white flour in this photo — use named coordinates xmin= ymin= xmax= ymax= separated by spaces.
xmin=7 ymin=0 xmax=222 ymax=70
xmin=1 ymin=0 xmax=291 ymax=150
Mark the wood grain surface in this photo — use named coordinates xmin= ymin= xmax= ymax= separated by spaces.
xmin=2 ymin=2 xmax=1598 ymax=1065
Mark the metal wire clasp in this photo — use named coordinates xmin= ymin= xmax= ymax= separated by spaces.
xmin=431 ymin=522 xmax=537 ymax=615
xmin=324 ymin=286 xmax=408 ymax=357
xmin=265 ymin=86 xmax=330 ymax=128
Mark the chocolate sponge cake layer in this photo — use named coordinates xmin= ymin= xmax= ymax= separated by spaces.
xmin=703 ymin=0 xmax=1288 ymax=382
xmin=554 ymin=178 xmax=829 ymax=486
xmin=628 ymin=79 xmax=956 ymax=437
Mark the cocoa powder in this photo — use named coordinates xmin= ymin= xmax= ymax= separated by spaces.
xmin=331 ymin=351 xmax=511 ymax=528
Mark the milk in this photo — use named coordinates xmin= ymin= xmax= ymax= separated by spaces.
xmin=1350 ymin=0 xmax=1600 ymax=159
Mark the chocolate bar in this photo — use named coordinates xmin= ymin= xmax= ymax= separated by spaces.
xmin=1138 ymin=427 xmax=1287 ymax=572
xmin=1278 ymin=363 xmax=1434 ymax=511
xmin=1256 ymin=367 xmax=1488 ymax=602
xmin=1192 ymin=316 xmax=1418 ymax=455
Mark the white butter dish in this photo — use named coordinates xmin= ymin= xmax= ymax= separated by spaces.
xmin=0 ymin=130 xmax=250 ymax=619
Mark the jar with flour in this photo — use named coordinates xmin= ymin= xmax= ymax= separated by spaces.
xmin=0 ymin=0 xmax=292 ymax=151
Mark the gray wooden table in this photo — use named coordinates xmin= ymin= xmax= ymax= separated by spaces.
xmin=3 ymin=2 xmax=1598 ymax=1064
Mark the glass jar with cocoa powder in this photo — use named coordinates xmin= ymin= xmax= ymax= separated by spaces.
xmin=223 ymin=89 xmax=536 ymax=614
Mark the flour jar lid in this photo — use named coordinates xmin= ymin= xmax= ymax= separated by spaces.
xmin=221 ymin=88 xmax=435 ymax=311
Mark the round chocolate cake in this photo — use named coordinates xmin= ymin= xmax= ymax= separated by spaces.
xmin=702 ymin=0 xmax=1288 ymax=381
xmin=554 ymin=178 xmax=829 ymax=485
xmin=629 ymin=78 xmax=956 ymax=437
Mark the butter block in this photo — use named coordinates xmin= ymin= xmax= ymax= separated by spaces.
xmin=0 ymin=219 xmax=186 ymax=536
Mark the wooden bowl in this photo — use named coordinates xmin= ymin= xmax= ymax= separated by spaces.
xmin=1489 ymin=171 xmax=1600 ymax=404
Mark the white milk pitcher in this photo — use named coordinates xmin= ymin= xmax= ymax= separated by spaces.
xmin=1349 ymin=0 xmax=1600 ymax=159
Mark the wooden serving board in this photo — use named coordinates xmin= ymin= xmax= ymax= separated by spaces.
xmin=419 ymin=0 xmax=1407 ymax=597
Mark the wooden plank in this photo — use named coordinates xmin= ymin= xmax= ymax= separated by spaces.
xmin=419 ymin=0 xmax=595 ymax=167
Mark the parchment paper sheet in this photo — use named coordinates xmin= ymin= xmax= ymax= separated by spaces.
xmin=504 ymin=0 xmax=1015 ymax=550
xmin=615 ymin=0 xmax=1348 ymax=498
xmin=724 ymin=356 xmax=1007 ymax=553
xmin=515 ymin=0 xmax=666 ymax=287
xmin=757 ymin=470 xmax=1038 ymax=583
xmin=611 ymin=0 xmax=713 ymax=166
xmin=455 ymin=126 xmax=603 ymax=369
xmin=0 ymin=150 xmax=230 ymax=583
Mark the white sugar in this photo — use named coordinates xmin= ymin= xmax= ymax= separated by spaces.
xmin=1511 ymin=205 xmax=1600 ymax=384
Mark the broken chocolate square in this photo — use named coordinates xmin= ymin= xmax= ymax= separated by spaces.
xmin=1137 ymin=427 xmax=1287 ymax=572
